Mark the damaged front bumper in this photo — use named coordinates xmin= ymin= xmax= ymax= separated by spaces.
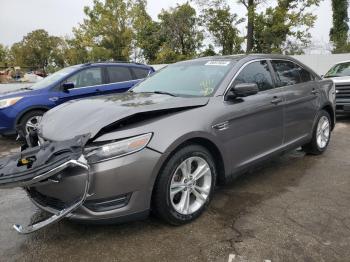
xmin=0 ymin=135 xmax=91 ymax=234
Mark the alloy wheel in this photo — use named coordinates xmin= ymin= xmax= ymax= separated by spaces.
xmin=169 ymin=156 xmax=212 ymax=215
xmin=316 ymin=115 xmax=330 ymax=149
xmin=25 ymin=115 xmax=43 ymax=135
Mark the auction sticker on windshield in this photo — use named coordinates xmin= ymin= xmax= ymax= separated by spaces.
xmin=205 ymin=60 xmax=231 ymax=66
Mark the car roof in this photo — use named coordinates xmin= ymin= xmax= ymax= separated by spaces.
xmin=80 ymin=62 xmax=153 ymax=68
xmin=195 ymin=53 xmax=296 ymax=61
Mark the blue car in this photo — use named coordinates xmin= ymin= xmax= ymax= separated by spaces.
xmin=0 ymin=62 xmax=154 ymax=137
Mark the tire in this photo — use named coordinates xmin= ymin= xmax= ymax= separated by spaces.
xmin=18 ymin=110 xmax=45 ymax=137
xmin=302 ymin=110 xmax=331 ymax=155
xmin=152 ymin=144 xmax=217 ymax=225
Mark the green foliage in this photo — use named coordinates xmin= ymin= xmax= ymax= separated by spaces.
xmin=0 ymin=44 xmax=9 ymax=66
xmin=252 ymin=0 xmax=320 ymax=54
xmin=132 ymin=0 xmax=162 ymax=63
xmin=156 ymin=3 xmax=203 ymax=63
xmin=330 ymin=0 xmax=349 ymax=53
xmin=8 ymin=29 xmax=65 ymax=71
xmin=201 ymin=44 xmax=217 ymax=57
xmin=3 ymin=0 xmax=336 ymax=70
xmin=73 ymin=0 xmax=135 ymax=62
xmin=201 ymin=3 xmax=244 ymax=55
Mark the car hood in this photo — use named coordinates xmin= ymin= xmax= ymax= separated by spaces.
xmin=0 ymin=84 xmax=41 ymax=99
xmin=326 ymin=76 xmax=350 ymax=84
xmin=39 ymin=92 xmax=209 ymax=141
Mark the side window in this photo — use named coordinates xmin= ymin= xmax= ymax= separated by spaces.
xmin=271 ymin=60 xmax=313 ymax=87
xmin=234 ymin=60 xmax=274 ymax=91
xmin=132 ymin=67 xmax=150 ymax=79
xmin=65 ymin=67 xmax=103 ymax=88
xmin=107 ymin=66 xmax=133 ymax=83
xmin=298 ymin=67 xmax=313 ymax=82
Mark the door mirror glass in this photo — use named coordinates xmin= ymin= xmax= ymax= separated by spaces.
xmin=62 ymin=82 xmax=75 ymax=92
xmin=225 ymin=83 xmax=259 ymax=100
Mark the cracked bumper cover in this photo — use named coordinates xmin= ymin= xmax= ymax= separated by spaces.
xmin=0 ymin=135 xmax=91 ymax=234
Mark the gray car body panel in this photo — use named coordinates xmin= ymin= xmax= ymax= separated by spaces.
xmin=0 ymin=55 xmax=336 ymax=229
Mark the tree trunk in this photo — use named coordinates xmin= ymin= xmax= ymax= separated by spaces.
xmin=246 ymin=0 xmax=254 ymax=53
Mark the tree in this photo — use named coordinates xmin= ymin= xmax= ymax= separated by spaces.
xmin=330 ymin=0 xmax=349 ymax=53
xmin=132 ymin=0 xmax=163 ymax=63
xmin=0 ymin=44 xmax=9 ymax=66
xmin=74 ymin=0 xmax=134 ymax=61
xmin=238 ymin=0 xmax=257 ymax=52
xmin=9 ymin=29 xmax=65 ymax=71
xmin=157 ymin=3 xmax=203 ymax=62
xmin=252 ymin=0 xmax=321 ymax=54
xmin=202 ymin=3 xmax=244 ymax=55
xmin=201 ymin=44 xmax=217 ymax=57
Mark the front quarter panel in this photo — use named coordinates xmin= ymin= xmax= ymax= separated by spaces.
xmin=317 ymin=79 xmax=336 ymax=126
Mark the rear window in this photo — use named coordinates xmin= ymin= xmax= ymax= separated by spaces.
xmin=132 ymin=67 xmax=150 ymax=79
xmin=271 ymin=60 xmax=313 ymax=87
xmin=107 ymin=66 xmax=133 ymax=83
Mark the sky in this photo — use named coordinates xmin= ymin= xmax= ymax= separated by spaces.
xmin=0 ymin=0 xmax=335 ymax=47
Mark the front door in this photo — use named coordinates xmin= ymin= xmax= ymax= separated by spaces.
xmin=215 ymin=60 xmax=285 ymax=172
xmin=57 ymin=67 xmax=104 ymax=104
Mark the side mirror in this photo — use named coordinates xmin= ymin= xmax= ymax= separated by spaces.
xmin=225 ymin=83 xmax=259 ymax=100
xmin=62 ymin=82 xmax=74 ymax=92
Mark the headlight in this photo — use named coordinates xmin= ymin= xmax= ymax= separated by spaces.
xmin=86 ymin=133 xmax=152 ymax=163
xmin=0 ymin=97 xmax=23 ymax=109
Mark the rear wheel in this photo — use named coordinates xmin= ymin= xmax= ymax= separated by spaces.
xmin=303 ymin=110 xmax=331 ymax=155
xmin=18 ymin=110 xmax=45 ymax=137
xmin=153 ymin=144 xmax=217 ymax=225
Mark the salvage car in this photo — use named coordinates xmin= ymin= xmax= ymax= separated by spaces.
xmin=0 ymin=54 xmax=336 ymax=234
xmin=0 ymin=62 xmax=154 ymax=137
xmin=324 ymin=60 xmax=350 ymax=114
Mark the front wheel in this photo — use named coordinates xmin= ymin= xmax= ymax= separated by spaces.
xmin=18 ymin=110 xmax=45 ymax=138
xmin=303 ymin=110 xmax=331 ymax=155
xmin=153 ymin=144 xmax=217 ymax=225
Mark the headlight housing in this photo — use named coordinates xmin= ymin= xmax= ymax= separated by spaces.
xmin=0 ymin=97 xmax=23 ymax=109
xmin=85 ymin=133 xmax=152 ymax=163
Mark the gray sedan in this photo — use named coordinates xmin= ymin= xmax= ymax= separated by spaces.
xmin=0 ymin=54 xmax=336 ymax=233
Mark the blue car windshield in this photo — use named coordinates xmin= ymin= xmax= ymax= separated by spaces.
xmin=132 ymin=59 xmax=235 ymax=97
xmin=30 ymin=66 xmax=78 ymax=90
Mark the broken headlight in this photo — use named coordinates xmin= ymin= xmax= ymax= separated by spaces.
xmin=85 ymin=133 xmax=152 ymax=163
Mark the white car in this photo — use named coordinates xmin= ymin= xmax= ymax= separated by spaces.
xmin=324 ymin=61 xmax=350 ymax=114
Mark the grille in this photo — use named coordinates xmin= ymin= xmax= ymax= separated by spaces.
xmin=28 ymin=188 xmax=66 ymax=210
xmin=336 ymin=84 xmax=350 ymax=100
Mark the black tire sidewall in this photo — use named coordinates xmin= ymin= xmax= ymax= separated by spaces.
xmin=154 ymin=144 xmax=217 ymax=225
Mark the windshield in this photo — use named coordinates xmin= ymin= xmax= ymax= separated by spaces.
xmin=132 ymin=60 xmax=235 ymax=97
xmin=324 ymin=62 xmax=350 ymax=78
xmin=30 ymin=66 xmax=78 ymax=90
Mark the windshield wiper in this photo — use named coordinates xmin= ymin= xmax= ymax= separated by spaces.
xmin=153 ymin=91 xmax=177 ymax=97
xmin=20 ymin=87 xmax=33 ymax=91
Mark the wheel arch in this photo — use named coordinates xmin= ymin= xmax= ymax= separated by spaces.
xmin=320 ymin=103 xmax=335 ymax=130
xmin=150 ymin=135 xmax=227 ymax=193
xmin=16 ymin=106 xmax=50 ymax=127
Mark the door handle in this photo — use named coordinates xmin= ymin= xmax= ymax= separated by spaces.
xmin=271 ymin=97 xmax=283 ymax=105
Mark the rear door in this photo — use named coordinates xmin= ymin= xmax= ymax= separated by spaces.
xmin=270 ymin=60 xmax=319 ymax=144
xmin=97 ymin=66 xmax=141 ymax=95
xmin=220 ymin=60 xmax=285 ymax=170
xmin=58 ymin=67 xmax=103 ymax=104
